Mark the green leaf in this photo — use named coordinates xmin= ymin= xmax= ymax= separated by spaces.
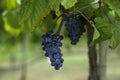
xmin=3 ymin=11 xmax=21 ymax=29
xmin=92 ymin=17 xmax=113 ymax=44
xmin=39 ymin=14 xmax=56 ymax=31
xmin=6 ymin=0 xmax=17 ymax=10
xmin=109 ymin=21 xmax=120 ymax=49
xmin=2 ymin=11 xmax=21 ymax=36
xmin=20 ymin=0 xmax=50 ymax=27
xmin=61 ymin=0 xmax=77 ymax=9
xmin=76 ymin=0 xmax=95 ymax=18
xmin=0 ymin=0 xmax=6 ymax=9
xmin=49 ymin=0 xmax=60 ymax=11
xmin=95 ymin=4 xmax=111 ymax=17
xmin=104 ymin=0 xmax=120 ymax=16
xmin=76 ymin=0 xmax=94 ymax=8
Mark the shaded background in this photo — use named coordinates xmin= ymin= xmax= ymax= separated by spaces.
xmin=0 ymin=0 xmax=120 ymax=80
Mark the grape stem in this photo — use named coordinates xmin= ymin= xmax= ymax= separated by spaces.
xmin=55 ymin=19 xmax=64 ymax=35
xmin=51 ymin=14 xmax=63 ymax=30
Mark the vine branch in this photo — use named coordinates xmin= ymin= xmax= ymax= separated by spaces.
xmin=55 ymin=18 xmax=64 ymax=35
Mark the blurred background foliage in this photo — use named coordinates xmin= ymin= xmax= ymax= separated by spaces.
xmin=0 ymin=0 xmax=120 ymax=80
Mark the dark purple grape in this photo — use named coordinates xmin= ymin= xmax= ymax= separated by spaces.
xmin=65 ymin=13 xmax=87 ymax=45
xmin=42 ymin=30 xmax=64 ymax=70
xmin=45 ymin=53 xmax=49 ymax=57
xmin=51 ymin=62 xmax=55 ymax=66
xmin=54 ymin=59 xmax=62 ymax=70
xmin=60 ymin=58 xmax=64 ymax=63
xmin=50 ymin=58 xmax=55 ymax=62
xmin=55 ymin=59 xmax=61 ymax=64
xmin=54 ymin=53 xmax=61 ymax=59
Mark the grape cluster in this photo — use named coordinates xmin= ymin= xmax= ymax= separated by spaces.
xmin=65 ymin=14 xmax=86 ymax=45
xmin=42 ymin=30 xmax=64 ymax=70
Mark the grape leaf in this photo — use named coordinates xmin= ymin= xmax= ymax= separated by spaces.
xmin=20 ymin=0 xmax=50 ymax=27
xmin=95 ymin=4 xmax=111 ymax=17
xmin=91 ymin=17 xmax=113 ymax=45
xmin=109 ymin=21 xmax=120 ymax=49
xmin=104 ymin=0 xmax=120 ymax=16
xmin=61 ymin=0 xmax=77 ymax=9
xmin=76 ymin=0 xmax=95 ymax=18
xmin=6 ymin=0 xmax=17 ymax=11
xmin=39 ymin=14 xmax=56 ymax=31
xmin=3 ymin=11 xmax=21 ymax=29
xmin=3 ymin=15 xmax=21 ymax=36
xmin=2 ymin=10 xmax=22 ymax=36
xmin=49 ymin=0 xmax=60 ymax=12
